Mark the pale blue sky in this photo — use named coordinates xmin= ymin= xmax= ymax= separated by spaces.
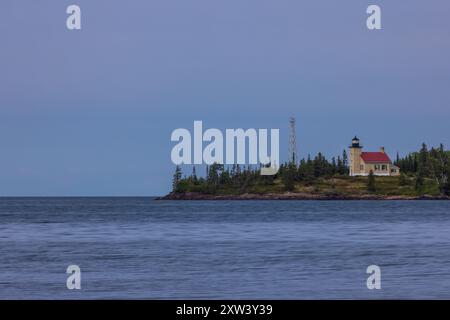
xmin=1 ymin=0 xmax=449 ymax=195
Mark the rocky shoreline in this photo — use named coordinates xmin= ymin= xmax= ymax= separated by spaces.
xmin=157 ymin=192 xmax=450 ymax=201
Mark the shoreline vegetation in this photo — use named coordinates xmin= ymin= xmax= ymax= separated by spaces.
xmin=157 ymin=192 xmax=449 ymax=200
xmin=159 ymin=143 xmax=450 ymax=200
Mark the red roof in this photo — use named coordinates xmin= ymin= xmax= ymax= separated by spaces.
xmin=360 ymin=152 xmax=391 ymax=163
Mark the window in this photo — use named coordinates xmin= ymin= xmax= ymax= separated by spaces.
xmin=382 ymin=165 xmax=387 ymax=171
xmin=374 ymin=164 xmax=380 ymax=170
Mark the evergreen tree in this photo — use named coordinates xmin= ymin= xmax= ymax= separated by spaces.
xmin=302 ymin=155 xmax=315 ymax=184
xmin=331 ymin=157 xmax=337 ymax=175
xmin=313 ymin=153 xmax=323 ymax=177
xmin=336 ymin=155 xmax=345 ymax=175
xmin=418 ymin=143 xmax=429 ymax=176
xmin=342 ymin=150 xmax=348 ymax=169
xmin=436 ymin=144 xmax=448 ymax=195
xmin=172 ymin=165 xmax=182 ymax=192
xmin=443 ymin=160 xmax=450 ymax=196
xmin=367 ymin=170 xmax=376 ymax=192
xmin=219 ymin=167 xmax=231 ymax=186
xmin=282 ymin=163 xmax=296 ymax=191
xmin=415 ymin=169 xmax=425 ymax=195
xmin=206 ymin=163 xmax=224 ymax=193
xmin=192 ymin=166 xmax=198 ymax=182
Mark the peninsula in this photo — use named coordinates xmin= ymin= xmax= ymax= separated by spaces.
xmin=159 ymin=139 xmax=450 ymax=200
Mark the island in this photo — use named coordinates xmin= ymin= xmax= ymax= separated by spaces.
xmin=159 ymin=140 xmax=450 ymax=200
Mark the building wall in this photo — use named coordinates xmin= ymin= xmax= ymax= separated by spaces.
xmin=363 ymin=162 xmax=391 ymax=176
xmin=352 ymin=160 xmax=400 ymax=176
xmin=390 ymin=165 xmax=400 ymax=176
xmin=349 ymin=147 xmax=362 ymax=176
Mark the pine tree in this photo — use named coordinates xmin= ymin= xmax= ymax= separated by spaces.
xmin=367 ymin=170 xmax=376 ymax=192
xmin=331 ymin=157 xmax=337 ymax=175
xmin=337 ymin=155 xmax=345 ymax=175
xmin=418 ymin=143 xmax=429 ymax=176
xmin=342 ymin=150 xmax=348 ymax=168
xmin=219 ymin=167 xmax=231 ymax=186
xmin=443 ymin=160 xmax=450 ymax=196
xmin=415 ymin=169 xmax=425 ymax=195
xmin=206 ymin=162 xmax=224 ymax=193
xmin=436 ymin=143 xmax=448 ymax=195
xmin=192 ymin=166 xmax=197 ymax=182
xmin=342 ymin=150 xmax=349 ymax=174
xmin=282 ymin=162 xmax=296 ymax=191
xmin=313 ymin=152 xmax=323 ymax=177
xmin=172 ymin=165 xmax=182 ymax=192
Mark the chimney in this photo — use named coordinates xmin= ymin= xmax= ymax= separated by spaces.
xmin=380 ymin=147 xmax=385 ymax=153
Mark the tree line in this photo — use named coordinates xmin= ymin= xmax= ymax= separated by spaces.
xmin=172 ymin=150 xmax=350 ymax=194
xmin=394 ymin=143 xmax=449 ymax=195
xmin=172 ymin=143 xmax=449 ymax=196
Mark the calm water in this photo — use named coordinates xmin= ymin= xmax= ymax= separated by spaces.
xmin=0 ymin=197 xmax=449 ymax=299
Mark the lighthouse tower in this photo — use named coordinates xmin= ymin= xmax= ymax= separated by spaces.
xmin=349 ymin=136 xmax=363 ymax=176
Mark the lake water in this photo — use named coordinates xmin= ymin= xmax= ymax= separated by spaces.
xmin=0 ymin=197 xmax=449 ymax=299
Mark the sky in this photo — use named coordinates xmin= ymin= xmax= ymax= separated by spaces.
xmin=1 ymin=0 xmax=449 ymax=196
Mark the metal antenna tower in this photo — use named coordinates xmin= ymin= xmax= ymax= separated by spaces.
xmin=288 ymin=117 xmax=298 ymax=164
